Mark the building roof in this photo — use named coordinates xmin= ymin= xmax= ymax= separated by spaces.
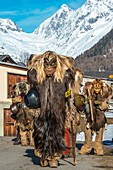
xmin=0 ymin=55 xmax=17 ymax=64
xmin=0 ymin=61 xmax=27 ymax=70
xmin=84 ymin=71 xmax=113 ymax=81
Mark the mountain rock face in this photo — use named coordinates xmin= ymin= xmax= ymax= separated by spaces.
xmin=0 ymin=0 xmax=113 ymax=63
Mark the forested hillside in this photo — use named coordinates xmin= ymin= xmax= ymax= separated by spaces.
xmin=75 ymin=28 xmax=113 ymax=72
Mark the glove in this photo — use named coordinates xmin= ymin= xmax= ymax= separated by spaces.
xmin=99 ymin=100 xmax=109 ymax=111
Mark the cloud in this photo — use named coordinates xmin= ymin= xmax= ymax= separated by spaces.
xmin=17 ymin=7 xmax=57 ymax=32
xmin=0 ymin=10 xmax=17 ymax=16
xmin=17 ymin=14 xmax=51 ymax=29
xmin=0 ymin=6 xmax=57 ymax=32
xmin=20 ymin=6 xmax=57 ymax=16
xmin=17 ymin=16 xmax=42 ymax=27
xmin=0 ymin=5 xmax=57 ymax=17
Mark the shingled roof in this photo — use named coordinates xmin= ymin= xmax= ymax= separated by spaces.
xmin=0 ymin=55 xmax=17 ymax=64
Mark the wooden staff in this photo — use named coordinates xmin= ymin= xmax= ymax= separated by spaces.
xmin=65 ymin=76 xmax=76 ymax=166
xmin=87 ymin=88 xmax=94 ymax=122
xmin=70 ymin=120 xmax=76 ymax=166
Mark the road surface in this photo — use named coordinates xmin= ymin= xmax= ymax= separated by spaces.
xmin=0 ymin=136 xmax=113 ymax=170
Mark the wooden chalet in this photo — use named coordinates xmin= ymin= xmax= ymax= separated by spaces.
xmin=0 ymin=55 xmax=27 ymax=136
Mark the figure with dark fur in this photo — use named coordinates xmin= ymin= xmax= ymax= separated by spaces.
xmin=27 ymin=51 xmax=83 ymax=167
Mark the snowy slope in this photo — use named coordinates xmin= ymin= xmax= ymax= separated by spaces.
xmin=0 ymin=0 xmax=113 ymax=63
xmin=34 ymin=0 xmax=113 ymax=56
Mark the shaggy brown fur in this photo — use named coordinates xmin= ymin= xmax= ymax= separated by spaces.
xmin=83 ymin=79 xmax=112 ymax=131
xmin=10 ymin=81 xmax=34 ymax=145
xmin=16 ymin=108 xmax=34 ymax=131
xmin=27 ymin=51 xmax=77 ymax=161
xmin=91 ymin=93 xmax=107 ymax=131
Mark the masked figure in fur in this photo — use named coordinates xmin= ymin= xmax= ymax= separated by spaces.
xmin=27 ymin=51 xmax=84 ymax=167
xmin=79 ymin=79 xmax=112 ymax=156
xmin=10 ymin=81 xmax=34 ymax=146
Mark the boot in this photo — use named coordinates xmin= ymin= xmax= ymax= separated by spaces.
xmin=94 ymin=128 xmax=104 ymax=156
xmin=13 ymin=136 xmax=21 ymax=145
xmin=49 ymin=159 xmax=58 ymax=168
xmin=13 ymin=127 xmax=21 ymax=145
xmin=34 ymin=149 xmax=42 ymax=158
xmin=79 ymin=127 xmax=92 ymax=154
xmin=48 ymin=153 xmax=61 ymax=168
xmin=40 ymin=159 xmax=48 ymax=167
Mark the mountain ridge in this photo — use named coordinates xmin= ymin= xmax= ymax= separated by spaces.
xmin=0 ymin=0 xmax=113 ymax=64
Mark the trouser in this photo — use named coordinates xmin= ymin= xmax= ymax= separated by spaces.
xmin=20 ymin=129 xmax=34 ymax=146
xmin=94 ymin=128 xmax=104 ymax=155
xmin=79 ymin=127 xmax=104 ymax=155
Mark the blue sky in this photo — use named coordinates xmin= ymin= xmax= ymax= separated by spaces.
xmin=0 ymin=0 xmax=86 ymax=33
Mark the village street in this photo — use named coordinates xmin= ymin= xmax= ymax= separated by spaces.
xmin=0 ymin=136 xmax=113 ymax=170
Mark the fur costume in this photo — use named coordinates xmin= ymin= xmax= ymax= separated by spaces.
xmin=83 ymin=79 xmax=112 ymax=131
xmin=10 ymin=81 xmax=35 ymax=146
xmin=79 ymin=79 xmax=112 ymax=155
xmin=27 ymin=51 xmax=83 ymax=167
xmin=16 ymin=108 xmax=34 ymax=146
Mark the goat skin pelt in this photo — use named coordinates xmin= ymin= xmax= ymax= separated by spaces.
xmin=33 ymin=76 xmax=67 ymax=160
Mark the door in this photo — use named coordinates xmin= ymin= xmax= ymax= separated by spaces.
xmin=4 ymin=108 xmax=16 ymax=136
xmin=8 ymin=73 xmax=27 ymax=98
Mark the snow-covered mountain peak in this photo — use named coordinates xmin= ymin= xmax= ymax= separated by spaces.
xmin=59 ymin=4 xmax=72 ymax=12
xmin=34 ymin=4 xmax=73 ymax=38
xmin=0 ymin=18 xmax=23 ymax=33
xmin=81 ymin=0 xmax=113 ymax=24
xmin=86 ymin=0 xmax=113 ymax=7
xmin=33 ymin=0 xmax=113 ymax=57
xmin=0 ymin=0 xmax=113 ymax=63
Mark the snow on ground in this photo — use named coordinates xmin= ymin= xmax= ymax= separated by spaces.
xmin=76 ymin=111 xmax=113 ymax=142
